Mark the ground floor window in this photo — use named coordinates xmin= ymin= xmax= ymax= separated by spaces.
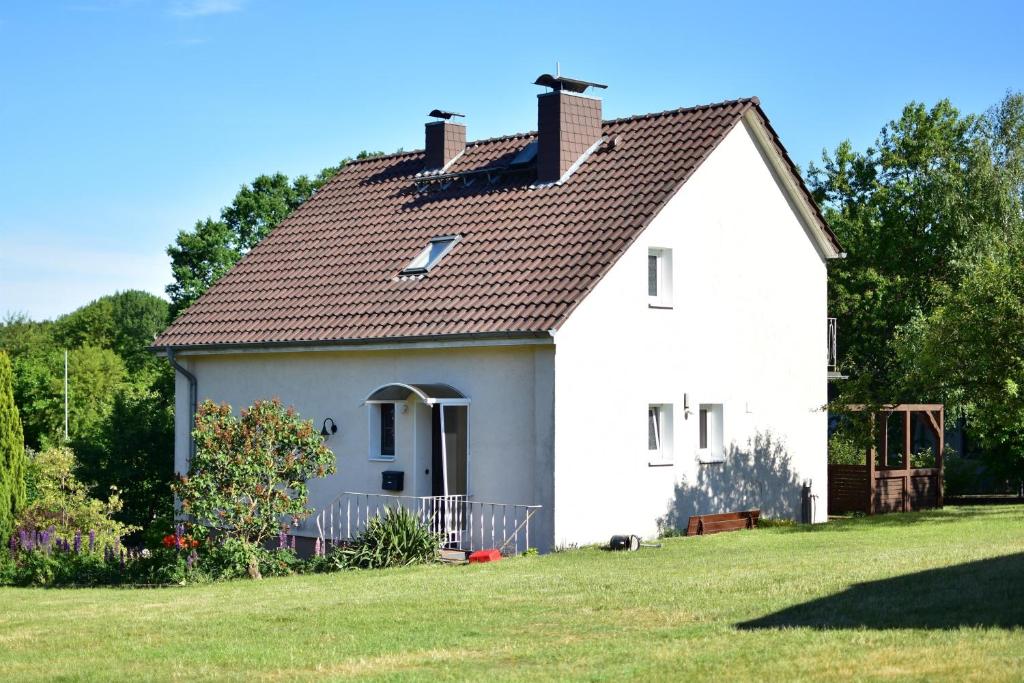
xmin=698 ymin=403 xmax=724 ymax=462
xmin=648 ymin=404 xmax=674 ymax=465
xmin=369 ymin=402 xmax=397 ymax=460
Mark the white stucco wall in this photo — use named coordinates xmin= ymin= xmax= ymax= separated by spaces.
xmin=552 ymin=117 xmax=830 ymax=547
xmin=172 ymin=343 xmax=556 ymax=550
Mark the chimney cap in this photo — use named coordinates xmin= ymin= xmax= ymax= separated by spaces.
xmin=428 ymin=109 xmax=465 ymax=120
xmin=534 ymin=74 xmax=607 ymax=94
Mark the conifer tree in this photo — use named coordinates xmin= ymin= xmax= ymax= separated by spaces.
xmin=0 ymin=350 xmax=27 ymax=541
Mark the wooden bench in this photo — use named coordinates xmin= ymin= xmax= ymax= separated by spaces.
xmin=685 ymin=510 xmax=760 ymax=536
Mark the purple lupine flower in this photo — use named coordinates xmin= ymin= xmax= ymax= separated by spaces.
xmin=187 ymin=549 xmax=197 ymax=570
xmin=88 ymin=529 xmax=96 ymax=553
xmin=73 ymin=530 xmax=82 ymax=554
xmin=314 ymin=537 xmax=322 ymax=557
xmin=278 ymin=531 xmax=286 ymax=551
xmin=174 ymin=524 xmax=184 ymax=550
xmin=8 ymin=535 xmax=16 ymax=558
xmin=290 ymin=534 xmax=296 ymax=552
xmin=40 ymin=530 xmax=50 ymax=553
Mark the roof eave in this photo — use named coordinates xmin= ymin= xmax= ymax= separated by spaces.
xmin=149 ymin=330 xmax=554 ymax=356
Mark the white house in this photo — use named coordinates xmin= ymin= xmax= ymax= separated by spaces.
xmin=153 ymin=74 xmax=843 ymax=554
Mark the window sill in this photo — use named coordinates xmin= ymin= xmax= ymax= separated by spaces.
xmin=369 ymin=456 xmax=396 ymax=463
xmin=648 ymin=302 xmax=674 ymax=310
xmin=648 ymin=461 xmax=674 ymax=467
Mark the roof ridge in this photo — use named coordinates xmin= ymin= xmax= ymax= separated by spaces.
xmin=601 ymin=96 xmax=759 ymax=125
xmin=342 ymin=97 xmax=760 ymax=165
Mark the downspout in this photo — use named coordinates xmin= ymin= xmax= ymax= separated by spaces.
xmin=166 ymin=348 xmax=197 ymax=460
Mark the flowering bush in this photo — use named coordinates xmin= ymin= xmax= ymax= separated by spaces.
xmin=4 ymin=526 xmax=126 ymax=587
xmin=174 ymin=400 xmax=335 ymax=552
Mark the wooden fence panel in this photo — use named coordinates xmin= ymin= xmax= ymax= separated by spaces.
xmin=828 ymin=464 xmax=869 ymax=514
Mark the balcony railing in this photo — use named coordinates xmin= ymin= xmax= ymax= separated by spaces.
xmin=828 ymin=317 xmax=839 ymax=375
xmin=313 ymin=491 xmax=541 ymax=556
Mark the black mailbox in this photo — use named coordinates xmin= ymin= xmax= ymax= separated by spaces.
xmin=381 ymin=470 xmax=404 ymax=492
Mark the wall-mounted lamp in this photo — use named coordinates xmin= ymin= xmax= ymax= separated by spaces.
xmin=320 ymin=417 xmax=338 ymax=438
xmin=683 ymin=393 xmax=692 ymax=419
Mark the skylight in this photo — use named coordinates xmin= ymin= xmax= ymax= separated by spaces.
xmin=401 ymin=235 xmax=459 ymax=275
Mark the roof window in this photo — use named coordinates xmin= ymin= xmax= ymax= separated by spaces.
xmin=401 ymin=235 xmax=459 ymax=275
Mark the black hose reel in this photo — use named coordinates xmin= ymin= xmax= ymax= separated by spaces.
xmin=609 ymin=535 xmax=661 ymax=551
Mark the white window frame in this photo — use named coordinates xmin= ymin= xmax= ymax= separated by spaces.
xmin=647 ymin=247 xmax=673 ymax=308
xmin=367 ymin=402 xmax=398 ymax=461
xmin=401 ymin=235 xmax=460 ymax=275
xmin=648 ymin=403 xmax=674 ymax=466
xmin=697 ymin=403 xmax=724 ymax=464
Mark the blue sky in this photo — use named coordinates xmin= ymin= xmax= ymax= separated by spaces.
xmin=1 ymin=0 xmax=1021 ymax=320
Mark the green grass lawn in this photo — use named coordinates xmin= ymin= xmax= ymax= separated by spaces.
xmin=1 ymin=506 xmax=1022 ymax=682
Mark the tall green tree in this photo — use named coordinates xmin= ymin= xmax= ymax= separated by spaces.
xmin=53 ymin=291 xmax=170 ymax=374
xmin=808 ymin=95 xmax=1022 ymax=401
xmin=165 ymin=153 xmax=383 ymax=316
xmin=812 ymin=91 xmax=1024 ymax=484
xmin=897 ymin=256 xmax=1024 ymax=486
xmin=0 ymin=350 xmax=27 ymax=540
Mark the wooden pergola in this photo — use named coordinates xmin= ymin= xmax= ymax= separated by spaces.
xmin=829 ymin=404 xmax=944 ymax=515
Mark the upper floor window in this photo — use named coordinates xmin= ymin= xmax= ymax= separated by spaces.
xmin=401 ymin=235 xmax=460 ymax=275
xmin=648 ymin=248 xmax=673 ymax=308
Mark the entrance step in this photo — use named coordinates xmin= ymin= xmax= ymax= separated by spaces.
xmin=440 ymin=548 xmax=469 ymax=564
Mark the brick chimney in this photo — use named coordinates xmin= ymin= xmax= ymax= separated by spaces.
xmin=535 ymin=74 xmax=607 ymax=184
xmin=424 ymin=110 xmax=466 ymax=171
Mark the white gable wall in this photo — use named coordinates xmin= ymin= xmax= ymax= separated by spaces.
xmin=552 ymin=117 xmax=829 ymax=546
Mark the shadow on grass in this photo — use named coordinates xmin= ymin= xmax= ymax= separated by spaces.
xmin=738 ymin=552 xmax=1024 ymax=630
xmin=817 ymin=505 xmax=1024 ymax=532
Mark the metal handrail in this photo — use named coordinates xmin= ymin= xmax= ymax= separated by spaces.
xmin=313 ymin=491 xmax=541 ymax=556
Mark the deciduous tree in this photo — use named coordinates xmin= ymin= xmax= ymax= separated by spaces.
xmin=166 ymin=154 xmax=382 ymax=316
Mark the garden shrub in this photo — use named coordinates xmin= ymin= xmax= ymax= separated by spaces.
xmin=18 ymin=447 xmax=136 ymax=550
xmin=4 ymin=531 xmax=122 ymax=587
xmin=174 ymin=399 xmax=335 ymax=555
xmin=828 ymin=432 xmax=864 ymax=465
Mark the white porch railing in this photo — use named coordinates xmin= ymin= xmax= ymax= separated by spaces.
xmin=313 ymin=492 xmax=541 ymax=556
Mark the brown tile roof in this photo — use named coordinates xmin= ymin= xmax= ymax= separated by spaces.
xmin=154 ymin=98 xmax=838 ymax=349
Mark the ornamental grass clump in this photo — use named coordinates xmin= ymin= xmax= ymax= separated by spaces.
xmin=336 ymin=507 xmax=441 ymax=570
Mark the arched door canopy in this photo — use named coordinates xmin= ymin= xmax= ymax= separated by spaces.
xmin=363 ymin=382 xmax=470 ymax=406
